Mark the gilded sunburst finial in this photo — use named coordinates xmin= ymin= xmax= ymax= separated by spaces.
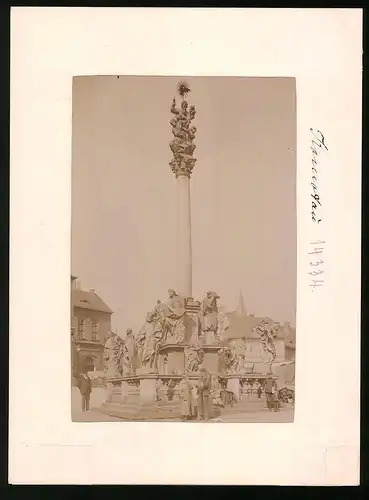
xmin=176 ymin=80 xmax=191 ymax=100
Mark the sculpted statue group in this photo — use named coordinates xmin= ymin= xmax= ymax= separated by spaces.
xmin=169 ymin=97 xmax=197 ymax=178
xmin=104 ymin=288 xmax=229 ymax=377
xmin=104 ymin=287 xmax=279 ymax=378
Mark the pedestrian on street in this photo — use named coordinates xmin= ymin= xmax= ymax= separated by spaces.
xmin=77 ymin=370 xmax=92 ymax=412
xmin=264 ymin=373 xmax=279 ymax=412
xmin=197 ymin=367 xmax=212 ymax=420
xmin=257 ymin=385 xmax=262 ymax=399
xmin=179 ymin=375 xmax=193 ymax=421
xmin=191 ymin=384 xmax=198 ymax=419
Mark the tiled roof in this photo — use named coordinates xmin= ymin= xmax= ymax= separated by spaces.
xmin=72 ymin=289 xmax=113 ymax=314
xmin=224 ymin=312 xmax=286 ymax=340
xmin=225 ymin=312 xmax=261 ymax=339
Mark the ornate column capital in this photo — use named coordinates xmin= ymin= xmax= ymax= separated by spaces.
xmin=170 ymin=158 xmax=197 ymax=179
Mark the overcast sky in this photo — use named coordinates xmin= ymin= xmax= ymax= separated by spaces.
xmin=71 ymin=76 xmax=296 ymax=334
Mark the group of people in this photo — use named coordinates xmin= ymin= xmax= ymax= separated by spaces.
xmin=178 ymin=367 xmax=212 ymax=421
xmin=176 ymin=371 xmax=281 ymax=419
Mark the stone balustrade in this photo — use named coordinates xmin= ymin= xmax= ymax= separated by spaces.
xmin=105 ymin=371 xmax=278 ymax=406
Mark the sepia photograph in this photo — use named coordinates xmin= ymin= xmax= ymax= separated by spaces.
xmin=10 ymin=7 xmax=361 ymax=485
xmin=71 ymin=75 xmax=297 ymax=423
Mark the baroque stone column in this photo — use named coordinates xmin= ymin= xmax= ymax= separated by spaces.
xmin=169 ymin=81 xmax=197 ymax=298
xmin=176 ymin=173 xmax=192 ymax=297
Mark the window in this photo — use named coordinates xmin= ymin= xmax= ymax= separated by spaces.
xmin=92 ymin=321 xmax=99 ymax=341
xmin=78 ymin=318 xmax=85 ymax=338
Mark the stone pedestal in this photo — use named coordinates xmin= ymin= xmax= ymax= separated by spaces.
xmin=204 ymin=330 xmax=215 ymax=345
xmin=139 ymin=377 xmax=157 ymax=402
xmin=105 ymin=382 xmax=124 ymax=404
xmin=98 ymin=375 xmax=183 ymax=420
xmin=123 ymin=380 xmax=140 ymax=401
xmin=200 ymin=345 xmax=222 ymax=374
xmin=158 ymin=345 xmax=185 ymax=376
xmin=227 ymin=377 xmax=241 ymax=402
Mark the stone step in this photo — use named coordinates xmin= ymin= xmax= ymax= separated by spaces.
xmin=96 ymin=402 xmax=183 ymax=421
xmin=95 ymin=400 xmax=222 ymax=421
xmin=100 ymin=402 xmax=181 ymax=412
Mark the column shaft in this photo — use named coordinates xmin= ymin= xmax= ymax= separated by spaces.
xmin=176 ymin=174 xmax=192 ymax=298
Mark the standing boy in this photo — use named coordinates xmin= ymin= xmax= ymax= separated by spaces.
xmin=78 ymin=370 xmax=92 ymax=412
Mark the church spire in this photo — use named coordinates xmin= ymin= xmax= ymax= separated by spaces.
xmin=236 ymin=289 xmax=247 ymax=316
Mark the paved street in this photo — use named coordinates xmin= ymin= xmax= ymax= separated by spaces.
xmin=72 ymin=386 xmax=122 ymax=422
xmin=213 ymin=403 xmax=294 ymax=423
xmin=72 ymin=386 xmax=294 ymax=423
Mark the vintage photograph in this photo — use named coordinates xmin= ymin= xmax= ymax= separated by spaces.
xmin=71 ymin=76 xmax=296 ymax=422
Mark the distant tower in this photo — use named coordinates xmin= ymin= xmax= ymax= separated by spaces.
xmin=235 ymin=289 xmax=247 ymax=316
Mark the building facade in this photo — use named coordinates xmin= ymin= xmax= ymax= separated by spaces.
xmin=71 ymin=277 xmax=113 ymax=378
xmin=223 ymin=291 xmax=295 ymax=364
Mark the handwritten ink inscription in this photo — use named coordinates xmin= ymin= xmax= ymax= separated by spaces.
xmin=310 ymin=128 xmax=328 ymax=224
xmin=308 ymin=240 xmax=325 ymax=290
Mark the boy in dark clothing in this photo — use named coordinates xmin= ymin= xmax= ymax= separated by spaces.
xmin=264 ymin=374 xmax=279 ymax=412
xmin=77 ymin=370 xmax=92 ymax=411
xmin=197 ymin=367 xmax=212 ymax=420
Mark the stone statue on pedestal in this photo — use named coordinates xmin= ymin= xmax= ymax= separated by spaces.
xmin=165 ymin=289 xmax=186 ymax=343
xmin=256 ymin=319 xmax=279 ymax=371
xmin=218 ymin=340 xmax=241 ymax=375
xmin=156 ymin=378 xmax=164 ymax=401
xmin=151 ymin=300 xmax=168 ymax=343
xmin=200 ymin=291 xmax=220 ymax=343
xmin=136 ymin=312 xmax=164 ymax=372
xmin=121 ymin=328 xmax=136 ymax=375
xmin=104 ymin=331 xmax=124 ymax=378
xmin=216 ymin=310 xmax=230 ymax=341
